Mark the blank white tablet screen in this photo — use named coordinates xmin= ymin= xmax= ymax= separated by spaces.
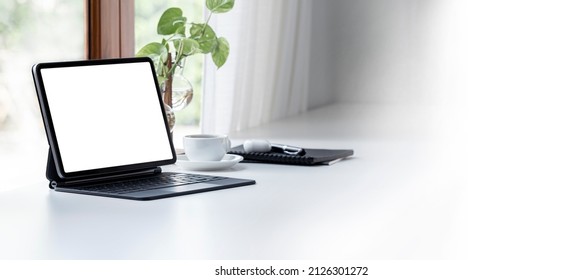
xmin=40 ymin=62 xmax=173 ymax=173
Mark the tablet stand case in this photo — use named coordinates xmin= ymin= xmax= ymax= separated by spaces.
xmin=45 ymin=149 xmax=160 ymax=189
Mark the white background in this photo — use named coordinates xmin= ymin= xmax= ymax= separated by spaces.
xmin=308 ymin=0 xmax=582 ymax=261
xmin=2 ymin=0 xmax=582 ymax=278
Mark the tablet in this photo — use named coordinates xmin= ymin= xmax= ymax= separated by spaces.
xmin=32 ymin=57 xmax=176 ymax=180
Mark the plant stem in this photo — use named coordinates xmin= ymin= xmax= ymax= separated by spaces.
xmin=201 ymin=11 xmax=213 ymax=36
xmin=164 ymin=52 xmax=173 ymax=109
xmin=168 ymin=40 xmax=184 ymax=77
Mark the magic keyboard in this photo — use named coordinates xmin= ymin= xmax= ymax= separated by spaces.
xmin=67 ymin=173 xmax=226 ymax=194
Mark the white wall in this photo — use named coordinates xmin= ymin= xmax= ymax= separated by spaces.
xmin=309 ymin=0 xmax=439 ymax=106
xmin=334 ymin=0 xmax=428 ymax=104
xmin=307 ymin=0 xmax=335 ymax=109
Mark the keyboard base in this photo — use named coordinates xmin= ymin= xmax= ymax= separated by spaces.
xmin=54 ymin=172 xmax=256 ymax=201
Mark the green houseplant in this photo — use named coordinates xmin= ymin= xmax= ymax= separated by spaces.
xmin=136 ymin=0 xmax=234 ymax=130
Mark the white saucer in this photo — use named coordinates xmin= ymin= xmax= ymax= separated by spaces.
xmin=176 ymin=154 xmax=243 ymax=171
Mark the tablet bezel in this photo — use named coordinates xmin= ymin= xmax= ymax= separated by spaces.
xmin=32 ymin=57 xmax=177 ymax=180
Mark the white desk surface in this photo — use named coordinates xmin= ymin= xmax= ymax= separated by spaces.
xmin=0 ymin=103 xmax=466 ymax=259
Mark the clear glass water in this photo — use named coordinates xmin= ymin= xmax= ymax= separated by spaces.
xmin=170 ymin=74 xmax=194 ymax=111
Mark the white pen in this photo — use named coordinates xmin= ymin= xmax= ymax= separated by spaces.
xmin=243 ymin=139 xmax=306 ymax=156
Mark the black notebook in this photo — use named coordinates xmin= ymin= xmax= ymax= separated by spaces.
xmin=228 ymin=145 xmax=354 ymax=166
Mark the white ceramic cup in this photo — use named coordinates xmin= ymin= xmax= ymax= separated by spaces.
xmin=183 ymin=134 xmax=231 ymax=162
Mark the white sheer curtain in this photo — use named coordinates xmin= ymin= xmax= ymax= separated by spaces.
xmin=201 ymin=0 xmax=312 ymax=134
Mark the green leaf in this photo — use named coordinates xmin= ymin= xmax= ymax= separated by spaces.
xmin=189 ymin=24 xmax=217 ymax=54
xmin=172 ymin=39 xmax=181 ymax=52
xmin=181 ymin=38 xmax=200 ymax=55
xmin=172 ymin=38 xmax=200 ymax=58
xmin=189 ymin=24 xmax=204 ymax=38
xmin=137 ymin=42 xmax=169 ymax=75
xmin=206 ymin=0 xmax=235 ymax=13
xmin=212 ymin=37 xmax=229 ymax=68
xmin=157 ymin=7 xmax=187 ymax=35
xmin=136 ymin=42 xmax=165 ymax=58
xmin=175 ymin=25 xmax=186 ymax=37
